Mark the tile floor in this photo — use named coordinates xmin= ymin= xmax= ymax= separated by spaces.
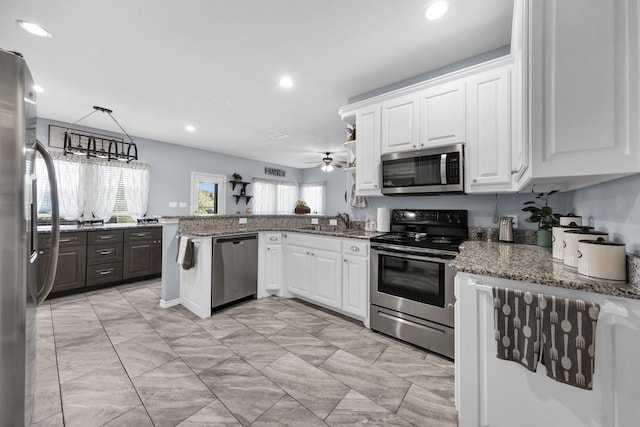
xmin=31 ymin=279 xmax=457 ymax=426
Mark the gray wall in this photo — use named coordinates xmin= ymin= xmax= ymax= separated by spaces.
xmin=567 ymin=174 xmax=640 ymax=253
xmin=37 ymin=118 xmax=301 ymax=216
xmin=300 ymin=166 xmax=350 ymax=215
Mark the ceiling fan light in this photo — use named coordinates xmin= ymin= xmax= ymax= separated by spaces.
xmin=17 ymin=20 xmax=52 ymax=37
xmin=321 ymin=164 xmax=333 ymax=172
xmin=425 ymin=1 xmax=449 ymax=21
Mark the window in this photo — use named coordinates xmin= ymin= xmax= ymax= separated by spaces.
xmin=34 ymin=154 xmax=150 ymax=223
xmin=252 ymin=178 xmax=299 ymax=214
xmin=300 ymin=182 xmax=325 ymax=214
xmin=191 ymin=172 xmax=226 ymax=215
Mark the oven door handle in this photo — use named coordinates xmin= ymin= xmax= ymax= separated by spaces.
xmin=371 ymin=245 xmax=455 ymax=262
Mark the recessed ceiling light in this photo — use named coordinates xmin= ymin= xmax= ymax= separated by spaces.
xmin=33 ymin=85 xmax=44 ymax=93
xmin=424 ymin=1 xmax=449 ymax=21
xmin=16 ymin=20 xmax=52 ymax=37
xmin=185 ymin=125 xmax=196 ymax=132
xmin=279 ymin=76 xmax=294 ymax=88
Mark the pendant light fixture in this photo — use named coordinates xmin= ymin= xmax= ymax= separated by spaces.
xmin=62 ymin=106 xmax=138 ymax=162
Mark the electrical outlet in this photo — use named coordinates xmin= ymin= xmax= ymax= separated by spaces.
xmin=506 ymin=214 xmax=518 ymax=228
xmin=168 ymin=202 xmax=177 ymax=208
xmin=311 ymin=218 xmax=319 ymax=225
xmin=239 ymin=218 xmax=247 ymax=224
xmin=329 ymin=219 xmax=338 ymax=226
xmin=178 ymin=202 xmax=187 ymax=208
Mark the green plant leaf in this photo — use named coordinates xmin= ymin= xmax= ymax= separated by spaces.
xmin=522 ymin=206 xmax=539 ymax=212
xmin=541 ymin=206 xmax=553 ymax=215
xmin=523 ymin=201 xmax=536 ymax=205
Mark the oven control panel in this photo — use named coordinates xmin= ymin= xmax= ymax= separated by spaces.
xmin=391 ymin=209 xmax=468 ymax=226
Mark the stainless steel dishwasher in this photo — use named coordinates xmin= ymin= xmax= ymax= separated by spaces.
xmin=211 ymin=233 xmax=258 ymax=309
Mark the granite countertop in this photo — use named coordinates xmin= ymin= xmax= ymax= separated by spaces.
xmin=452 ymin=240 xmax=640 ymax=300
xmin=182 ymin=227 xmax=383 ymax=240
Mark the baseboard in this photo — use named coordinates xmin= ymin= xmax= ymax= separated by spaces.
xmin=159 ymin=298 xmax=180 ymax=308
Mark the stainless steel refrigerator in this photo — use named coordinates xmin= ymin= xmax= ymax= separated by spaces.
xmin=0 ymin=48 xmax=60 ymax=426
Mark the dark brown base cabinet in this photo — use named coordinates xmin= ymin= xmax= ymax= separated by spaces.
xmin=37 ymin=231 xmax=87 ymax=293
xmin=37 ymin=226 xmax=162 ymax=298
xmin=122 ymin=228 xmax=162 ymax=280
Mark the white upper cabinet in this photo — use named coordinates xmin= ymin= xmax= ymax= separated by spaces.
xmin=467 ymin=65 xmax=513 ymax=192
xmin=355 ymin=105 xmax=382 ymax=196
xmin=419 ymin=82 xmax=466 ymax=148
xmin=528 ymin=0 xmax=640 ymax=180
xmin=380 ymin=94 xmax=419 ymax=154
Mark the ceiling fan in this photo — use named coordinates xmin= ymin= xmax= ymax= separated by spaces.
xmin=305 ymin=152 xmax=346 ymax=172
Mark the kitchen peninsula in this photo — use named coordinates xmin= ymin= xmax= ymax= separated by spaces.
xmin=453 ymin=241 xmax=640 ymax=427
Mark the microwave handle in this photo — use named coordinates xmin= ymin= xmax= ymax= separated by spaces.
xmin=440 ymin=154 xmax=448 ymax=184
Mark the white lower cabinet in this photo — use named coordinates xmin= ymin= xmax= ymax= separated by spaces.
xmin=264 ymin=244 xmax=282 ymax=291
xmin=455 ymin=272 xmax=640 ymax=427
xmin=281 ymin=233 xmax=369 ymax=322
xmin=342 ymin=254 xmax=368 ymax=319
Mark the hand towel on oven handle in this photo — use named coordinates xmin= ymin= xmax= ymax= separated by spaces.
xmin=492 ymin=287 xmax=600 ymax=390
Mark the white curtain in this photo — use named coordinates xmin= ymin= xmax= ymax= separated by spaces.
xmin=34 ymin=156 xmax=49 ymax=211
xmin=89 ymin=162 xmax=122 ymax=222
xmin=252 ymin=178 xmax=299 ymax=214
xmin=54 ymin=156 xmax=86 ymax=220
xmin=300 ymin=182 xmax=325 ymax=214
xmin=122 ymin=165 xmax=150 ymax=219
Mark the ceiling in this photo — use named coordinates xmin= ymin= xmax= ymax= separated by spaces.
xmin=1 ymin=0 xmax=513 ymax=169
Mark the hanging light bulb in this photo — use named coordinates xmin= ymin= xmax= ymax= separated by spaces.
xmin=321 ymin=164 xmax=333 ymax=172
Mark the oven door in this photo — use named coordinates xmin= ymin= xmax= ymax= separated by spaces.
xmin=370 ymin=245 xmax=455 ymax=327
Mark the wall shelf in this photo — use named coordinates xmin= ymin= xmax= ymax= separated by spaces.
xmin=230 ymin=180 xmax=252 ymax=204
xmin=230 ymin=180 xmax=251 ymax=191
xmin=233 ymin=195 xmax=253 ymax=204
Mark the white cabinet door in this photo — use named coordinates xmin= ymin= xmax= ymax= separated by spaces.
xmin=380 ymin=94 xmax=419 ymax=154
xmin=285 ymin=244 xmax=312 ymax=297
xmin=419 ymin=81 xmax=466 ymax=148
xmin=355 ymin=105 xmax=382 ymax=196
xmin=342 ymin=255 xmax=368 ymax=319
xmin=311 ymin=249 xmax=342 ymax=310
xmin=466 ymin=66 xmax=513 ymax=192
xmin=529 ymin=0 xmax=640 ymax=178
xmin=264 ymin=244 xmax=282 ymax=291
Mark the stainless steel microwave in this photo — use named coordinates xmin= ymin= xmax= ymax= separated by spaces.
xmin=381 ymin=143 xmax=464 ymax=195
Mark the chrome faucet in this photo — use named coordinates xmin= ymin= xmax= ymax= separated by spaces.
xmin=336 ymin=212 xmax=350 ymax=229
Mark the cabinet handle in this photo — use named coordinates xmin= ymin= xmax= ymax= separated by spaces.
xmin=269 ymin=236 xmax=278 ymax=241
xmin=136 ymin=233 xmax=147 ymax=237
xmin=99 ymin=235 xmax=114 ymax=240
xmin=447 ymin=303 xmax=455 ymax=309
xmin=350 ymin=246 xmax=359 ymax=252
xmin=59 ymin=238 xmax=71 ymax=243
xmin=99 ymin=250 xmax=113 ymax=255
xmin=267 ymin=248 xmax=271 ymax=251
xmin=98 ymin=269 xmax=114 ymax=276
xmin=412 ymin=144 xmax=417 ymax=148
xmin=472 ymin=179 xmax=477 ymax=183
xmin=373 ymin=184 xmax=378 ymax=188
xmin=511 ymin=169 xmax=518 ymax=175
xmin=38 ymin=250 xmax=44 ymax=255
xmin=282 ymin=233 xmax=287 ymax=239
xmin=306 ymin=252 xmax=310 ymax=255
xmin=344 ymin=259 xmax=347 ymax=263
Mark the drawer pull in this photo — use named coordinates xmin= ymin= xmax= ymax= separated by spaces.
xmin=98 ymin=269 xmax=114 ymax=276
xmin=59 ymin=238 xmax=71 ymax=243
xmin=350 ymin=246 xmax=359 ymax=252
xmin=269 ymin=236 xmax=278 ymax=241
xmin=99 ymin=235 xmax=115 ymax=240
xmin=99 ymin=250 xmax=113 ymax=255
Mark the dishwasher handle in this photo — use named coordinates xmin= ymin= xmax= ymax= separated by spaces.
xmin=213 ymin=234 xmax=257 ymax=244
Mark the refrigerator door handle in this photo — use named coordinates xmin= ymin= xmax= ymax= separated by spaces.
xmin=35 ymin=140 xmax=60 ymax=304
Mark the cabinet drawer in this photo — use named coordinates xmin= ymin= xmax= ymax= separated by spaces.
xmin=38 ymin=232 xmax=86 ymax=249
xmin=287 ymin=233 xmax=342 ymax=252
xmin=86 ymin=262 xmax=123 ymax=286
xmin=124 ymin=227 xmax=161 ymax=241
xmin=263 ymin=233 xmax=283 ymax=244
xmin=87 ymin=230 xmax=123 ymax=244
xmin=343 ymin=240 xmax=369 ymax=257
xmin=86 ymin=242 xmax=124 ymax=265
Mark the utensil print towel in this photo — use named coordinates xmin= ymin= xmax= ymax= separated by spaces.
xmin=176 ymin=236 xmax=195 ymax=270
xmin=540 ymin=296 xmax=600 ymax=390
xmin=492 ymin=287 xmax=542 ymax=372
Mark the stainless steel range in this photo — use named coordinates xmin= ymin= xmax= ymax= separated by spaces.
xmin=369 ymin=209 xmax=468 ymax=359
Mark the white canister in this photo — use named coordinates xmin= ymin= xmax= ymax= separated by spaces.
xmin=563 ymin=230 xmax=608 ymax=268
xmin=559 ymin=213 xmax=583 ymax=226
xmin=552 ymin=224 xmax=584 ymax=260
xmin=577 ymin=239 xmax=626 ymax=281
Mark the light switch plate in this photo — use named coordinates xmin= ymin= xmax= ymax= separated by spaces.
xmin=169 ymin=202 xmax=177 ymax=208
xmin=329 ymin=219 xmax=338 ymax=226
xmin=239 ymin=218 xmax=247 ymax=224
xmin=311 ymin=218 xmax=319 ymax=225
xmin=178 ymin=202 xmax=187 ymax=208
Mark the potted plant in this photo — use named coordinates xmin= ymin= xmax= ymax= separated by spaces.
xmin=232 ymin=172 xmax=242 ymax=182
xmin=294 ymin=200 xmax=310 ymax=214
xmin=522 ymin=190 xmax=560 ymax=247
